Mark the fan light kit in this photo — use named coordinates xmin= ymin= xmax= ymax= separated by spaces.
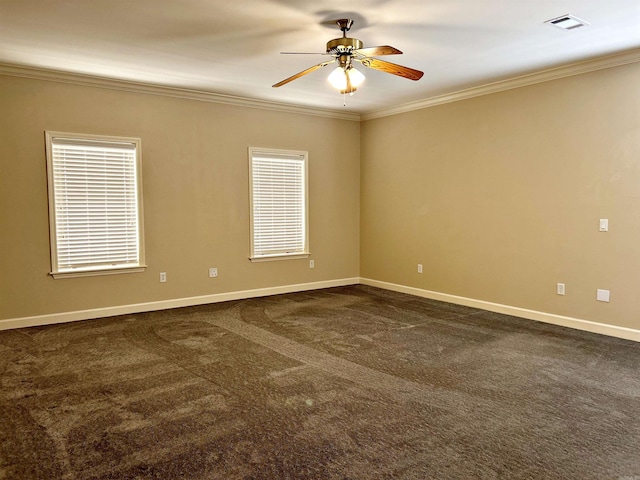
xmin=273 ymin=19 xmax=423 ymax=99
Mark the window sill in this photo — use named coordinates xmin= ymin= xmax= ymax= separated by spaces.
xmin=50 ymin=265 xmax=147 ymax=279
xmin=249 ymin=253 xmax=310 ymax=263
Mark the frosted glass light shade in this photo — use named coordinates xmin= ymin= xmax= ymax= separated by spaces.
xmin=348 ymin=67 xmax=365 ymax=87
xmin=328 ymin=66 xmax=365 ymax=92
xmin=328 ymin=67 xmax=348 ymax=90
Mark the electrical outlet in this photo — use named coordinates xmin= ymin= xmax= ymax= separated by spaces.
xmin=309 ymin=260 xmax=314 ymax=269
xmin=417 ymin=264 xmax=423 ymax=274
xmin=557 ymin=283 xmax=565 ymax=295
xmin=160 ymin=272 xmax=167 ymax=283
xmin=209 ymin=267 xmax=218 ymax=278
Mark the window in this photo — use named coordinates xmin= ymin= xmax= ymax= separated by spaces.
xmin=249 ymin=147 xmax=309 ymax=261
xmin=45 ymin=132 xmax=145 ymax=278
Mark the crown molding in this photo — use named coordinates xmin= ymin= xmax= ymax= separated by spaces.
xmin=361 ymin=47 xmax=640 ymax=121
xmin=0 ymin=63 xmax=361 ymax=122
xmin=3 ymin=47 xmax=640 ymax=124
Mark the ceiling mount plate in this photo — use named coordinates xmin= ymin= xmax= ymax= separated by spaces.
xmin=336 ymin=19 xmax=354 ymax=34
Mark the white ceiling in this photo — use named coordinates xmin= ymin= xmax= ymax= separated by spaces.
xmin=1 ymin=1 xmax=639 ymax=114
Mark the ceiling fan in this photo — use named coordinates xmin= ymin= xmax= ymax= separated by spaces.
xmin=272 ymin=19 xmax=424 ymax=95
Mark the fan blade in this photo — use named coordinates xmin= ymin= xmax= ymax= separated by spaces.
xmin=354 ymin=45 xmax=402 ymax=57
xmin=280 ymin=52 xmax=332 ymax=55
xmin=272 ymin=60 xmax=335 ymax=88
xmin=358 ymin=57 xmax=424 ymax=81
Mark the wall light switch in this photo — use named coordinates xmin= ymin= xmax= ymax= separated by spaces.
xmin=596 ymin=289 xmax=610 ymax=302
xmin=417 ymin=264 xmax=423 ymax=274
xmin=309 ymin=260 xmax=314 ymax=269
xmin=599 ymin=219 xmax=608 ymax=232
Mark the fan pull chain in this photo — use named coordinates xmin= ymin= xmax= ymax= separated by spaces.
xmin=343 ymin=92 xmax=347 ymax=107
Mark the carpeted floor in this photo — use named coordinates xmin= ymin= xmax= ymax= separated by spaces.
xmin=1 ymin=285 xmax=639 ymax=479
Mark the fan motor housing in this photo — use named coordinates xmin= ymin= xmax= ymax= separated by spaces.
xmin=326 ymin=37 xmax=363 ymax=53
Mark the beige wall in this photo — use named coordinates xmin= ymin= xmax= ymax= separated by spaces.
xmin=0 ymin=76 xmax=360 ymax=320
xmin=3 ymin=60 xmax=640 ymax=333
xmin=361 ymin=62 xmax=640 ymax=330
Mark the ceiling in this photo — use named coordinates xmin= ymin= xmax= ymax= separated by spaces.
xmin=1 ymin=1 xmax=639 ymax=115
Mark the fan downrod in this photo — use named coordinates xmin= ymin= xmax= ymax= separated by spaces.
xmin=326 ymin=19 xmax=362 ymax=53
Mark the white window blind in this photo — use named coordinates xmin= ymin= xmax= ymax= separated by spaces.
xmin=46 ymin=132 xmax=145 ymax=277
xmin=249 ymin=148 xmax=309 ymax=259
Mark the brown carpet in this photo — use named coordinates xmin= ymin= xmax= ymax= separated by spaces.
xmin=1 ymin=285 xmax=639 ymax=479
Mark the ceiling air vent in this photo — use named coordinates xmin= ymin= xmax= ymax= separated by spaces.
xmin=545 ymin=14 xmax=590 ymax=30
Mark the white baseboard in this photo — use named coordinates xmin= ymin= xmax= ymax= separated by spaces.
xmin=4 ymin=277 xmax=638 ymax=343
xmin=360 ymin=278 xmax=640 ymax=343
xmin=0 ymin=277 xmax=360 ymax=331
